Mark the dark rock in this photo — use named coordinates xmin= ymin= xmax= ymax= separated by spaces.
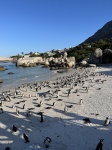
xmin=8 ymin=72 xmax=14 ymax=74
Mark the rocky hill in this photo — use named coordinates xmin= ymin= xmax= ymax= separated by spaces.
xmin=84 ymin=20 xmax=112 ymax=43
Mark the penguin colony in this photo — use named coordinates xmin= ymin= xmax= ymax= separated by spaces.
xmin=0 ymin=66 xmax=110 ymax=149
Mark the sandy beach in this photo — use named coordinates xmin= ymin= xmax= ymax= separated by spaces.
xmin=0 ymin=65 xmax=112 ymax=150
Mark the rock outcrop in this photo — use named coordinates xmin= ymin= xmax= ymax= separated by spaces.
xmin=89 ymin=48 xmax=102 ymax=64
xmin=89 ymin=48 xmax=112 ymax=64
xmin=49 ymin=53 xmax=75 ymax=70
xmin=16 ymin=57 xmax=43 ymax=67
xmin=0 ymin=65 xmax=7 ymax=71
xmin=102 ymin=49 xmax=112 ymax=63
xmin=0 ymin=79 xmax=3 ymax=83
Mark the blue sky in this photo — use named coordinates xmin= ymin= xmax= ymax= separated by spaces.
xmin=0 ymin=0 xmax=112 ymax=56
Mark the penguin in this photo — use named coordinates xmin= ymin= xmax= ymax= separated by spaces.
xmin=64 ymin=106 xmax=68 ymax=112
xmin=16 ymin=109 xmax=19 ymax=115
xmin=29 ymin=94 xmax=32 ymax=98
xmin=83 ymin=118 xmax=91 ymax=124
xmin=5 ymin=146 xmax=11 ymax=150
xmin=26 ymin=111 xmax=31 ymax=117
xmin=37 ymin=112 xmax=44 ymax=122
xmin=12 ymin=104 xmax=15 ymax=109
xmin=104 ymin=117 xmax=110 ymax=126
xmin=79 ymin=99 xmax=83 ymax=105
xmin=96 ymin=139 xmax=104 ymax=150
xmin=23 ymin=104 xmax=25 ymax=109
xmin=0 ymin=101 xmax=3 ymax=107
xmin=23 ymin=133 xmax=30 ymax=142
xmin=52 ymin=102 xmax=55 ymax=106
xmin=7 ymin=95 xmax=11 ymax=101
xmin=40 ymin=100 xmax=43 ymax=106
xmin=37 ymin=101 xmax=43 ymax=107
xmin=12 ymin=125 xmax=18 ymax=132
xmin=0 ymin=108 xmax=3 ymax=113
xmin=44 ymin=137 xmax=52 ymax=148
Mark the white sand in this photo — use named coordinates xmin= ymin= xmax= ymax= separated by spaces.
xmin=0 ymin=65 xmax=112 ymax=150
xmin=0 ymin=57 xmax=13 ymax=62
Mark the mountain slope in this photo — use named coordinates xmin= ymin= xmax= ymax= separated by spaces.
xmin=84 ymin=20 xmax=112 ymax=43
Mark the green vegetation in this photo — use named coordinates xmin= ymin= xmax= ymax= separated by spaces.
xmin=66 ymin=38 xmax=112 ymax=62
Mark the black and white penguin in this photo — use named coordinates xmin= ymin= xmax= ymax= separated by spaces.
xmin=96 ymin=139 xmax=104 ymax=150
xmin=23 ymin=104 xmax=25 ymax=109
xmin=23 ymin=133 xmax=30 ymax=142
xmin=26 ymin=111 xmax=31 ymax=117
xmin=38 ymin=112 xmax=44 ymax=122
xmin=52 ymin=102 xmax=55 ymax=106
xmin=104 ymin=117 xmax=110 ymax=126
xmin=44 ymin=137 xmax=52 ymax=148
xmin=12 ymin=125 xmax=18 ymax=132
xmin=5 ymin=146 xmax=11 ymax=150
xmin=0 ymin=101 xmax=3 ymax=107
xmin=0 ymin=108 xmax=3 ymax=113
xmin=64 ymin=106 xmax=68 ymax=112
xmin=79 ymin=99 xmax=83 ymax=105
xmin=12 ymin=104 xmax=15 ymax=109
xmin=16 ymin=109 xmax=19 ymax=115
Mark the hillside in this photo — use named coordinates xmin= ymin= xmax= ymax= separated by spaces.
xmin=84 ymin=20 xmax=112 ymax=43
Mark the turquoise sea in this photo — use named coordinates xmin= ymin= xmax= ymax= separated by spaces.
xmin=0 ymin=62 xmax=56 ymax=89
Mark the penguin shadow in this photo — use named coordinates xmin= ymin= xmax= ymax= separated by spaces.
xmin=15 ymin=105 xmax=23 ymax=109
xmin=56 ymin=98 xmax=63 ymax=101
xmin=32 ymin=102 xmax=38 ymax=105
xmin=14 ymin=96 xmax=24 ymax=99
xmin=59 ymin=95 xmax=68 ymax=97
xmin=33 ymin=98 xmax=38 ymax=101
xmin=66 ymin=101 xmax=79 ymax=105
xmin=78 ymin=89 xmax=87 ymax=93
xmin=5 ymin=105 xmax=14 ymax=109
xmin=45 ymin=103 xmax=53 ymax=107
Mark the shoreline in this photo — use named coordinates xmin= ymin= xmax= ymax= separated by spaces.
xmin=0 ymin=64 xmax=112 ymax=150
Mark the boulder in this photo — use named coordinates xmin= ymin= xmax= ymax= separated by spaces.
xmin=0 ymin=79 xmax=3 ymax=83
xmin=45 ymin=60 xmax=49 ymax=67
xmin=80 ymin=60 xmax=88 ymax=67
xmin=8 ymin=72 xmax=14 ymax=74
xmin=67 ymin=57 xmax=75 ymax=67
xmin=89 ymin=48 xmax=102 ymax=64
xmin=89 ymin=64 xmax=96 ymax=67
xmin=0 ymin=65 xmax=7 ymax=71
xmin=102 ymin=49 xmax=112 ymax=63
xmin=29 ymin=63 xmax=36 ymax=67
xmin=16 ymin=57 xmax=42 ymax=67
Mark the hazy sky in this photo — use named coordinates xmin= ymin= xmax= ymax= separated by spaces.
xmin=0 ymin=0 xmax=112 ymax=56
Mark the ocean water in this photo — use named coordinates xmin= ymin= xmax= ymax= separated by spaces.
xmin=0 ymin=62 xmax=55 ymax=89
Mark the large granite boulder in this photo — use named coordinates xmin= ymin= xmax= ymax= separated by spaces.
xmin=45 ymin=59 xmax=49 ymax=67
xmin=89 ymin=48 xmax=102 ymax=64
xmin=16 ymin=57 xmax=42 ymax=67
xmin=67 ymin=57 xmax=75 ymax=67
xmin=80 ymin=60 xmax=88 ymax=67
xmin=0 ymin=79 xmax=3 ymax=83
xmin=102 ymin=49 xmax=112 ymax=63
xmin=0 ymin=65 xmax=7 ymax=71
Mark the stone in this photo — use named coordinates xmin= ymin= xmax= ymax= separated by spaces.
xmin=102 ymin=49 xmax=112 ymax=63
xmin=80 ymin=60 xmax=88 ymax=67
xmin=0 ymin=79 xmax=3 ymax=83
xmin=0 ymin=65 xmax=7 ymax=71
xmin=89 ymin=48 xmax=102 ymax=64
xmin=89 ymin=64 xmax=96 ymax=67
xmin=8 ymin=72 xmax=14 ymax=74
